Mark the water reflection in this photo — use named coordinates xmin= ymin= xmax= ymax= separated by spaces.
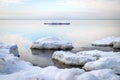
xmin=31 ymin=47 xmax=120 ymax=68
xmin=52 ymin=59 xmax=83 ymax=69
xmin=30 ymin=49 xmax=55 ymax=67
xmin=31 ymin=49 xmax=75 ymax=68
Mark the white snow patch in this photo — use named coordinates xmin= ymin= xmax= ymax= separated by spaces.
xmin=0 ymin=42 xmax=19 ymax=56
xmin=75 ymin=73 xmax=99 ymax=80
xmin=55 ymin=68 xmax=85 ymax=80
xmin=83 ymin=57 xmax=120 ymax=74
xmin=77 ymin=50 xmax=120 ymax=74
xmin=75 ymin=69 xmax=120 ymax=80
xmin=52 ymin=50 xmax=120 ymax=74
xmin=113 ymin=42 xmax=120 ymax=48
xmin=77 ymin=50 xmax=120 ymax=58
xmin=92 ymin=36 xmax=120 ymax=46
xmin=31 ymin=36 xmax=73 ymax=50
xmin=52 ymin=51 xmax=96 ymax=65
xmin=0 ymin=43 xmax=120 ymax=80
xmin=89 ymin=69 xmax=120 ymax=80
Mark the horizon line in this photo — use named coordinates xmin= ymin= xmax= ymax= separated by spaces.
xmin=0 ymin=18 xmax=120 ymax=20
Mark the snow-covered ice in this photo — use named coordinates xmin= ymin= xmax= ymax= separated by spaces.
xmin=0 ymin=42 xmax=19 ymax=56
xmin=83 ymin=57 xmax=120 ymax=74
xmin=0 ymin=42 xmax=120 ymax=80
xmin=54 ymin=68 xmax=84 ymax=80
xmin=31 ymin=36 xmax=73 ymax=50
xmin=77 ymin=50 xmax=120 ymax=58
xmin=88 ymin=69 xmax=120 ymax=80
xmin=92 ymin=36 xmax=120 ymax=47
xmin=0 ymin=49 xmax=42 ymax=80
xmin=0 ymin=51 xmax=41 ymax=74
xmin=52 ymin=51 xmax=96 ymax=65
xmin=75 ymin=73 xmax=99 ymax=80
xmin=52 ymin=50 xmax=120 ymax=65
xmin=52 ymin=50 xmax=120 ymax=74
xmin=77 ymin=50 xmax=120 ymax=74
xmin=75 ymin=69 xmax=120 ymax=80
xmin=0 ymin=49 xmax=120 ymax=80
xmin=113 ymin=42 xmax=120 ymax=48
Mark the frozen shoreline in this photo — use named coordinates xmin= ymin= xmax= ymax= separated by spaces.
xmin=0 ymin=36 xmax=120 ymax=80
xmin=0 ymin=51 xmax=119 ymax=80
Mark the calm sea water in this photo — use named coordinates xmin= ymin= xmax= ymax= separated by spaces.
xmin=0 ymin=20 xmax=120 ymax=67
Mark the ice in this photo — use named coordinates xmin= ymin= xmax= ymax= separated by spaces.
xmin=52 ymin=50 xmax=120 ymax=74
xmin=92 ymin=36 xmax=120 ymax=47
xmin=76 ymin=69 xmax=120 ymax=80
xmin=77 ymin=50 xmax=120 ymax=58
xmin=0 ymin=51 xmax=119 ymax=80
xmin=83 ymin=57 xmax=120 ymax=74
xmin=89 ymin=69 xmax=120 ymax=80
xmin=52 ymin=51 xmax=96 ymax=65
xmin=113 ymin=42 xmax=120 ymax=48
xmin=77 ymin=50 xmax=120 ymax=74
xmin=0 ymin=52 xmax=40 ymax=74
xmin=31 ymin=36 xmax=73 ymax=50
xmin=55 ymin=68 xmax=85 ymax=80
xmin=0 ymin=42 xmax=19 ymax=56
xmin=0 ymin=43 xmax=120 ymax=80
xmin=75 ymin=73 xmax=99 ymax=80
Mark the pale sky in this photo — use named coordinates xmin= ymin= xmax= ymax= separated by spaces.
xmin=0 ymin=0 xmax=120 ymax=19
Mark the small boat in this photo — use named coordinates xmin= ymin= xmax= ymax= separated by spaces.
xmin=44 ymin=22 xmax=70 ymax=25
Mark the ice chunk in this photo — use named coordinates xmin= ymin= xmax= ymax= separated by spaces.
xmin=0 ymin=42 xmax=19 ymax=56
xmin=83 ymin=57 xmax=120 ymax=74
xmin=75 ymin=73 xmax=99 ymax=80
xmin=89 ymin=69 xmax=120 ymax=80
xmin=0 ymin=44 xmax=120 ymax=80
xmin=55 ymin=68 xmax=85 ymax=80
xmin=77 ymin=50 xmax=120 ymax=58
xmin=52 ymin=51 xmax=96 ymax=65
xmin=31 ymin=36 xmax=73 ymax=50
xmin=113 ymin=42 xmax=120 ymax=49
xmin=92 ymin=36 xmax=120 ymax=46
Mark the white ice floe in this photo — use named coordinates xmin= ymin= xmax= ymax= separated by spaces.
xmin=83 ymin=57 xmax=120 ymax=74
xmin=76 ymin=50 xmax=120 ymax=74
xmin=52 ymin=50 xmax=120 ymax=74
xmin=75 ymin=73 xmax=99 ymax=80
xmin=92 ymin=36 xmax=120 ymax=46
xmin=77 ymin=50 xmax=120 ymax=58
xmin=0 ymin=42 xmax=120 ymax=80
xmin=52 ymin=51 xmax=97 ymax=65
xmin=77 ymin=50 xmax=120 ymax=74
xmin=55 ymin=68 xmax=85 ymax=80
xmin=0 ymin=50 xmax=120 ymax=80
xmin=0 ymin=50 xmax=42 ymax=80
xmin=31 ymin=36 xmax=73 ymax=50
xmin=75 ymin=69 xmax=120 ymax=80
xmin=0 ymin=42 xmax=19 ymax=56
xmin=113 ymin=42 xmax=120 ymax=49
xmin=0 ymin=51 xmax=41 ymax=74
xmin=88 ymin=69 xmax=120 ymax=80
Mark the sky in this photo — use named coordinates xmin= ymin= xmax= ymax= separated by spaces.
xmin=0 ymin=0 xmax=120 ymax=19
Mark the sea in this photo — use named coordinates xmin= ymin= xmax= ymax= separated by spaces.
xmin=0 ymin=20 xmax=120 ymax=68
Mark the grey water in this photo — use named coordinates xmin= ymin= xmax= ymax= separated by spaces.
xmin=0 ymin=20 xmax=120 ymax=68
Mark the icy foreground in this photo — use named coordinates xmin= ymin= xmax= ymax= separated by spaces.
xmin=0 ymin=42 xmax=19 ymax=56
xmin=52 ymin=51 xmax=96 ymax=65
xmin=52 ymin=50 xmax=120 ymax=74
xmin=31 ymin=36 xmax=73 ymax=50
xmin=0 ymin=50 xmax=120 ymax=80
xmin=92 ymin=37 xmax=120 ymax=48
